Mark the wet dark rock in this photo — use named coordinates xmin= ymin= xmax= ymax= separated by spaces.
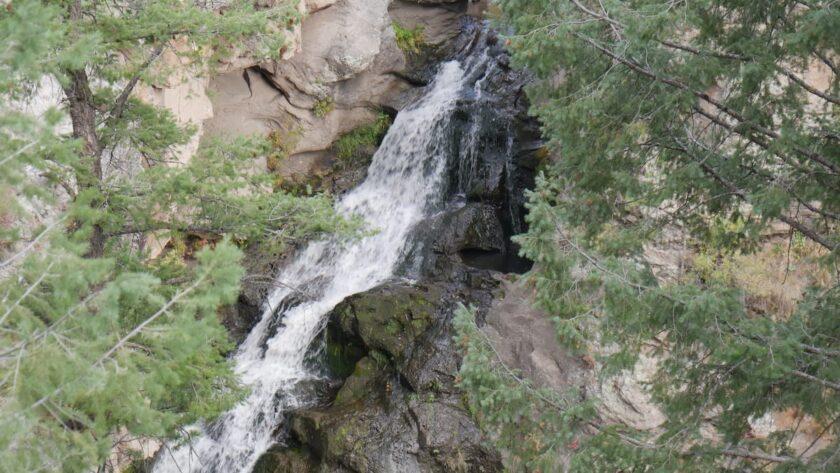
xmin=402 ymin=322 xmax=461 ymax=392
xmin=218 ymin=295 xmax=262 ymax=346
xmin=285 ymin=374 xmax=501 ymax=473
xmin=408 ymin=398 xmax=501 ymax=472
xmin=332 ymin=355 xmax=389 ymax=406
xmin=433 ymin=203 xmax=505 ymax=255
xmin=311 ymin=316 xmax=367 ymax=380
xmin=252 ymin=445 xmax=319 ymax=473
xmin=330 ymin=283 xmax=441 ymax=366
xmin=277 ymin=266 xmax=505 ymax=472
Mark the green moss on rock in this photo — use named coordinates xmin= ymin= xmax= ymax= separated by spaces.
xmin=334 ymin=283 xmax=440 ymax=363
xmin=333 ymin=355 xmax=384 ymax=406
xmin=252 ymin=445 xmax=318 ymax=473
xmin=393 ymin=22 xmax=425 ymax=54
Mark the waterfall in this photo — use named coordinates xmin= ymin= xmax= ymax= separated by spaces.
xmin=153 ymin=60 xmax=469 ymax=473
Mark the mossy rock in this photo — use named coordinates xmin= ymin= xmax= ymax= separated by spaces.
xmin=333 ymin=283 xmax=441 ymax=363
xmin=333 ymin=355 xmax=386 ymax=406
xmin=252 ymin=445 xmax=318 ymax=473
xmin=319 ymin=318 xmax=366 ymax=379
xmin=291 ymin=405 xmax=381 ymax=472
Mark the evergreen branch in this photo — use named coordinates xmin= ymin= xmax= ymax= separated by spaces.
xmin=720 ymin=448 xmax=796 ymax=464
xmin=20 ymin=270 xmax=208 ymax=416
xmin=103 ymin=222 xmax=244 ymax=238
xmin=0 ymin=140 xmax=39 ymax=168
xmin=666 ymin=118 xmax=836 ymax=250
xmin=777 ymin=65 xmax=840 ymax=106
xmin=0 ymin=290 xmax=103 ymax=360
xmin=0 ymin=217 xmax=65 ymax=271
xmin=801 ymin=344 xmax=840 ymax=358
xmin=94 ymin=275 xmax=204 ymax=366
xmin=562 ymin=1 xmax=839 ymax=174
xmin=797 ymin=415 xmax=839 ymax=459
xmin=550 ymin=218 xmax=682 ymax=303
xmin=693 ymin=155 xmax=835 ymax=251
xmin=569 ymin=0 xmax=839 ymax=106
xmin=106 ymin=44 xmax=166 ymax=124
xmin=0 ymin=262 xmax=55 ymax=328
xmin=689 ymin=105 xmax=816 ymax=179
xmin=658 ymin=41 xmax=840 ymax=106
xmin=814 ymin=50 xmax=839 ymax=77
xmin=706 ymin=152 xmax=840 ymax=222
xmin=573 ymin=32 xmax=839 ymax=175
xmin=658 ymin=40 xmax=746 ymax=61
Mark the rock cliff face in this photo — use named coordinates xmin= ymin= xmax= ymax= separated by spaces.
xmin=203 ymin=0 xmax=480 ymax=183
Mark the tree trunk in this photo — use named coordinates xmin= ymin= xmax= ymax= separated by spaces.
xmin=61 ymin=67 xmax=106 ymax=258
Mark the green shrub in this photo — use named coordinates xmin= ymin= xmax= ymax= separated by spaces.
xmin=333 ymin=113 xmax=392 ymax=164
xmin=313 ymin=96 xmax=334 ymax=118
xmin=393 ymin=22 xmax=425 ymax=54
xmin=265 ymin=129 xmax=299 ymax=172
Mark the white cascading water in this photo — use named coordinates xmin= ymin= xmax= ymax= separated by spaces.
xmin=154 ymin=61 xmax=467 ymax=473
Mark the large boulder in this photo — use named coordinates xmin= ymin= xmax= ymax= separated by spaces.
xmin=252 ymin=445 xmax=319 ymax=473
xmin=332 ymin=355 xmax=386 ymax=406
xmin=331 ymin=283 xmax=441 ymax=364
xmin=258 ymin=269 xmax=505 ymax=472
xmin=284 ymin=358 xmax=502 ymax=473
xmin=201 ymin=0 xmax=475 ymax=173
xmin=433 ymin=203 xmax=506 ymax=255
xmin=267 ymin=0 xmax=392 ymax=91
xmin=408 ymin=399 xmax=500 ymax=472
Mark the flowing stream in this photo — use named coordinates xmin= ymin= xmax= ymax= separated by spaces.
xmin=154 ymin=60 xmax=471 ymax=473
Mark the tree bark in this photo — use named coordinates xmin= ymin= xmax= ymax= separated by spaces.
xmin=61 ymin=67 xmax=106 ymax=257
xmin=61 ymin=0 xmax=107 ymax=257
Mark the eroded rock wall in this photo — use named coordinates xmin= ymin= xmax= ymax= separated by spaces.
xmin=203 ymin=0 xmax=487 ymax=182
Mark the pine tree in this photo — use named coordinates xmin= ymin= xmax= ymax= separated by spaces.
xmin=0 ymin=1 xmax=354 ymax=471
xmin=457 ymin=1 xmax=838 ymax=471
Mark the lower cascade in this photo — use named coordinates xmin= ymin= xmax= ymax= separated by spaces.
xmin=155 ymin=60 xmax=469 ymax=473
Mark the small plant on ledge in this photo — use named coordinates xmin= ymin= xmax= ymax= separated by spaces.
xmin=333 ymin=112 xmax=392 ymax=168
xmin=313 ymin=96 xmax=335 ymax=118
xmin=266 ymin=128 xmax=298 ymax=173
xmin=393 ymin=22 xmax=425 ymax=54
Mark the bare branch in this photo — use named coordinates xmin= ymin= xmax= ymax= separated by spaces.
xmin=791 ymin=369 xmax=840 ymax=392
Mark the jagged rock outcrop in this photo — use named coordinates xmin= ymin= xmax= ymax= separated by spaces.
xmin=331 ymin=284 xmax=440 ymax=365
xmin=432 ymin=204 xmax=506 ymax=255
xmin=267 ymin=272 xmax=505 ymax=473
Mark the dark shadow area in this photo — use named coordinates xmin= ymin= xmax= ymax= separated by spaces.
xmin=459 ymin=248 xmax=532 ymax=274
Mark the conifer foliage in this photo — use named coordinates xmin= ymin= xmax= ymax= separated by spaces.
xmin=0 ymin=1 xmax=351 ymax=471
xmin=457 ymin=1 xmax=838 ymax=471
